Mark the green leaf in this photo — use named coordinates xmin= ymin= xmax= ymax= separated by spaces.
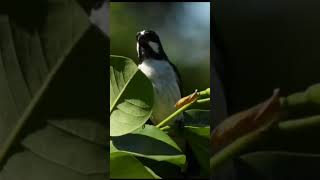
xmin=285 ymin=92 xmax=308 ymax=107
xmin=306 ymin=83 xmax=320 ymax=104
xmin=184 ymin=126 xmax=210 ymax=175
xmin=211 ymin=116 xmax=278 ymax=173
xmin=110 ymin=152 xmax=159 ymax=179
xmin=48 ymin=118 xmax=107 ymax=147
xmin=110 ymin=55 xmax=153 ymax=136
xmin=22 ymin=124 xmax=107 ymax=174
xmin=111 ymin=125 xmax=186 ymax=167
xmin=0 ymin=0 xmax=90 ymax=161
xmin=137 ymin=157 xmax=183 ymax=178
xmin=0 ymin=0 xmax=108 ymax=179
xmin=0 ymin=151 xmax=106 ymax=180
xmin=144 ymin=166 xmax=161 ymax=179
xmin=283 ymin=84 xmax=320 ymax=119
xmin=239 ymin=151 xmax=320 ymax=179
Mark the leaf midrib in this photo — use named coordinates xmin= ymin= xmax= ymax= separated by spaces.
xmin=110 ymin=55 xmax=139 ymax=113
xmin=0 ymin=20 xmax=91 ymax=165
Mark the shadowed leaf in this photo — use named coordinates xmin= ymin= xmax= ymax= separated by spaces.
xmin=110 ymin=152 xmax=160 ymax=179
xmin=111 ymin=125 xmax=186 ymax=167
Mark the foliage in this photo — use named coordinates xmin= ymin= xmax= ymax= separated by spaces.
xmin=211 ymin=83 xmax=320 ymax=179
xmin=0 ymin=0 xmax=108 ymax=179
xmin=110 ymin=55 xmax=153 ymax=136
xmin=110 ymin=55 xmax=210 ymax=179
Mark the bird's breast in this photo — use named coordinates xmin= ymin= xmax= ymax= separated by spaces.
xmin=138 ymin=60 xmax=182 ymax=125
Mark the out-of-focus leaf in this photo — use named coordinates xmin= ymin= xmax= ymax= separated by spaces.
xmin=48 ymin=119 xmax=107 ymax=147
xmin=22 ymin=125 xmax=107 ymax=174
xmin=210 ymin=117 xmax=279 ymax=173
xmin=211 ymin=89 xmax=281 ymax=151
xmin=0 ymin=0 xmax=108 ymax=179
xmin=111 ymin=124 xmax=186 ymax=167
xmin=306 ymin=83 xmax=320 ymax=104
xmin=110 ymin=152 xmax=159 ymax=179
xmin=285 ymin=92 xmax=308 ymax=108
xmin=0 ymin=151 xmax=106 ymax=180
xmin=278 ymin=115 xmax=320 ymax=132
xmin=110 ymin=55 xmax=153 ymax=136
xmin=238 ymin=151 xmax=320 ymax=180
xmin=282 ymin=83 xmax=320 ymax=119
xmin=0 ymin=0 xmax=90 ymax=160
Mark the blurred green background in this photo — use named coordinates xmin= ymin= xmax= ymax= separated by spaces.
xmin=110 ymin=2 xmax=210 ymax=96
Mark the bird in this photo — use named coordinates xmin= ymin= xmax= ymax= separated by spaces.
xmin=136 ymin=30 xmax=183 ymax=126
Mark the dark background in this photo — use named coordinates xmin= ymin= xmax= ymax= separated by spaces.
xmin=214 ymin=0 xmax=320 ymax=115
xmin=213 ymin=0 xmax=320 ymax=179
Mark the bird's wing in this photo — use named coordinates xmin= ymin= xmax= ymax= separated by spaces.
xmin=168 ymin=61 xmax=183 ymax=96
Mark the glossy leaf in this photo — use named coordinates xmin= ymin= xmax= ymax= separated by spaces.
xmin=110 ymin=55 xmax=153 ymax=136
xmin=111 ymin=124 xmax=186 ymax=167
xmin=110 ymin=152 xmax=159 ymax=179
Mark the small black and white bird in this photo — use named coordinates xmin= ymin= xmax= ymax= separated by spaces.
xmin=136 ymin=30 xmax=183 ymax=125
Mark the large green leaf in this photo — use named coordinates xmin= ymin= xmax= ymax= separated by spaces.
xmin=0 ymin=0 xmax=108 ymax=179
xmin=0 ymin=151 xmax=106 ymax=180
xmin=0 ymin=0 xmax=90 ymax=159
xmin=110 ymin=55 xmax=153 ymax=136
xmin=22 ymin=125 xmax=107 ymax=174
xmin=111 ymin=124 xmax=186 ymax=167
xmin=110 ymin=152 xmax=160 ymax=179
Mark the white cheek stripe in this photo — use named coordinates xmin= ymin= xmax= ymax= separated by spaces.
xmin=136 ymin=42 xmax=140 ymax=57
xmin=148 ymin=41 xmax=159 ymax=54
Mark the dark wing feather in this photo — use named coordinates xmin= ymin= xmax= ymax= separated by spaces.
xmin=168 ymin=61 xmax=183 ymax=96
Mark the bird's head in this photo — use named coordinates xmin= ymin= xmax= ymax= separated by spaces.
xmin=136 ymin=30 xmax=168 ymax=63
